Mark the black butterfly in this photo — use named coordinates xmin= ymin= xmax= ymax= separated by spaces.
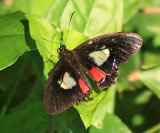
xmin=44 ymin=32 xmax=143 ymax=115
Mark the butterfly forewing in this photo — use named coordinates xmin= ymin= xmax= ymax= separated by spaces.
xmin=73 ymin=32 xmax=143 ymax=90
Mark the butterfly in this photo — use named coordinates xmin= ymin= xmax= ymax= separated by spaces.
xmin=44 ymin=32 xmax=143 ymax=115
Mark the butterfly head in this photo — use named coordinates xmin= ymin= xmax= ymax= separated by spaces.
xmin=60 ymin=45 xmax=68 ymax=55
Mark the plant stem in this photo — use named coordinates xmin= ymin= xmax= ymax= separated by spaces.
xmin=48 ymin=115 xmax=54 ymax=133
xmin=144 ymin=123 xmax=160 ymax=133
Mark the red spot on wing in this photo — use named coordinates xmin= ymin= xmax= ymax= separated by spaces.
xmin=62 ymin=50 xmax=65 ymax=55
xmin=90 ymin=67 xmax=106 ymax=81
xmin=79 ymin=79 xmax=89 ymax=94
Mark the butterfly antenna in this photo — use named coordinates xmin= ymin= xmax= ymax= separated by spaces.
xmin=64 ymin=11 xmax=75 ymax=44
xmin=43 ymin=35 xmax=60 ymax=63
xmin=44 ymin=55 xmax=60 ymax=63
xmin=43 ymin=37 xmax=59 ymax=45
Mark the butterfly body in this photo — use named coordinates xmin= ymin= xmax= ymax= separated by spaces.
xmin=44 ymin=32 xmax=143 ymax=115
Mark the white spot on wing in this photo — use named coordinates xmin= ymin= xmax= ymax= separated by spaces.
xmin=89 ymin=47 xmax=110 ymax=66
xmin=58 ymin=72 xmax=76 ymax=89
xmin=88 ymin=40 xmax=93 ymax=44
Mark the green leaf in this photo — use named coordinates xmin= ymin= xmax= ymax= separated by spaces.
xmin=11 ymin=0 xmax=57 ymax=18
xmin=140 ymin=0 xmax=160 ymax=7
xmin=0 ymin=53 xmax=29 ymax=91
xmin=123 ymin=0 xmax=143 ymax=23
xmin=26 ymin=14 xmax=59 ymax=79
xmin=117 ymin=52 xmax=142 ymax=91
xmin=124 ymin=14 xmax=160 ymax=47
xmin=0 ymin=11 xmax=36 ymax=70
xmin=91 ymin=86 xmax=116 ymax=128
xmin=54 ymin=107 xmax=86 ymax=133
xmin=0 ymin=2 xmax=10 ymax=15
xmin=134 ymin=90 xmax=152 ymax=105
xmin=74 ymin=86 xmax=116 ymax=128
xmin=12 ymin=78 xmax=44 ymax=111
xmin=49 ymin=0 xmax=123 ymax=37
xmin=46 ymin=0 xmax=69 ymax=26
xmin=0 ymin=102 xmax=48 ymax=133
xmin=90 ymin=113 xmax=132 ymax=133
xmin=140 ymin=66 xmax=160 ymax=98
xmin=62 ymin=29 xmax=89 ymax=50
xmin=142 ymin=50 xmax=160 ymax=69
xmin=124 ymin=14 xmax=160 ymax=68
xmin=119 ymin=52 xmax=141 ymax=78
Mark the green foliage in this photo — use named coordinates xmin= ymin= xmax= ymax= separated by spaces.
xmin=90 ymin=113 xmax=132 ymax=133
xmin=47 ymin=0 xmax=123 ymax=37
xmin=123 ymin=0 xmax=143 ymax=23
xmin=140 ymin=66 xmax=160 ymax=98
xmin=0 ymin=102 xmax=49 ymax=133
xmin=0 ymin=0 xmax=160 ymax=133
xmin=26 ymin=14 xmax=60 ymax=79
xmin=0 ymin=11 xmax=36 ymax=70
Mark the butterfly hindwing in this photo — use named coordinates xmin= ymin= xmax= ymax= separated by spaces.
xmin=73 ymin=32 xmax=143 ymax=90
xmin=44 ymin=57 xmax=92 ymax=114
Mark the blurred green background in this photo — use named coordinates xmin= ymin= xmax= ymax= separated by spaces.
xmin=0 ymin=0 xmax=160 ymax=133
